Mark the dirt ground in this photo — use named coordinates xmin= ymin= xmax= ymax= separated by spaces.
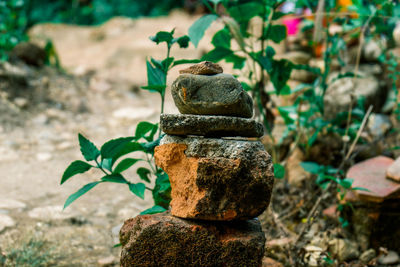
xmin=0 ymin=10 xmax=225 ymax=266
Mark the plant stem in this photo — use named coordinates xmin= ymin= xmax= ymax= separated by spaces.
xmin=95 ymin=158 xmax=109 ymax=176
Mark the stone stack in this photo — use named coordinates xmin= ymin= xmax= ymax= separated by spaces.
xmin=120 ymin=62 xmax=274 ymax=267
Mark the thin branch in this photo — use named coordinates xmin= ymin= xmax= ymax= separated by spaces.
xmin=344 ymin=105 xmax=373 ymax=161
xmin=294 ymin=105 xmax=373 ymax=247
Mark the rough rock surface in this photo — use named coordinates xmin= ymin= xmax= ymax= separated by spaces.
xmin=11 ymin=42 xmax=47 ymax=67
xmin=328 ymin=238 xmax=360 ymax=262
xmin=346 ymin=156 xmax=400 ymax=203
xmin=154 ymin=135 xmax=274 ymax=220
xmin=160 ymin=113 xmax=264 ymax=138
xmin=179 ymin=61 xmax=223 ymax=75
xmin=386 ymin=156 xmax=400 ymax=182
xmin=171 ymin=73 xmax=253 ymax=118
xmin=323 ymin=76 xmax=384 ymax=120
xmin=119 ymin=212 xmax=266 ymax=267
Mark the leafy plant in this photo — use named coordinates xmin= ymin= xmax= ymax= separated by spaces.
xmin=4 ymin=238 xmax=57 ymax=267
xmin=0 ymin=0 xmax=28 ymax=61
xmin=300 ymin=161 xmax=368 ymax=228
xmin=61 ymin=29 xmax=191 ymax=214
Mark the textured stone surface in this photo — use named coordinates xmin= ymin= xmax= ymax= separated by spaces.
xmin=171 ymin=73 xmax=253 ymax=118
xmin=11 ymin=42 xmax=46 ymax=67
xmin=324 ymin=76 xmax=383 ymax=120
xmin=160 ymin=113 xmax=263 ymax=138
xmin=328 ymin=238 xmax=360 ymax=262
xmin=346 ymin=156 xmax=400 ymax=203
xmin=154 ymin=135 xmax=274 ymax=220
xmin=386 ymin=156 xmax=400 ymax=182
xmin=179 ymin=61 xmax=223 ymax=75
xmin=120 ymin=212 xmax=265 ymax=267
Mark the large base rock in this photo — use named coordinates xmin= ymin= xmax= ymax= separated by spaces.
xmin=120 ymin=212 xmax=266 ymax=267
xmin=154 ymin=135 xmax=274 ymax=221
xmin=160 ymin=113 xmax=264 ymax=138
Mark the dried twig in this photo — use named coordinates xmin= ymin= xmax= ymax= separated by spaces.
xmin=293 ymin=105 xmax=373 ymax=247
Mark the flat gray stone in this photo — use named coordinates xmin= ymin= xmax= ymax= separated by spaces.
xmin=160 ymin=113 xmax=263 ymax=138
xmin=171 ymin=73 xmax=253 ymax=118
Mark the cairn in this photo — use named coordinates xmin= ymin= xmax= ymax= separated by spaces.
xmin=119 ymin=62 xmax=274 ymax=267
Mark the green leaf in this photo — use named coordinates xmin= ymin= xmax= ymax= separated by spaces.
xmin=188 ymin=14 xmax=218 ymax=48
xmin=269 ymin=59 xmax=293 ymax=94
xmin=225 ymin=54 xmax=246 ymax=69
xmin=273 ymin=163 xmax=285 ymax=179
xmin=161 ymin=57 xmax=174 ymax=71
xmin=152 ymin=172 xmax=171 ymax=208
xmin=135 ymin=121 xmax=158 ymax=142
xmin=141 ymin=134 xmax=164 ymax=154
xmin=141 ymin=85 xmax=166 ymax=94
xmin=277 ymin=106 xmax=297 ymax=124
xmin=101 ymin=174 xmax=128 ymax=184
xmin=202 ymin=47 xmax=233 ymax=62
xmin=172 ymin=59 xmax=202 ymax=67
xmin=129 ymin=183 xmax=146 ymax=199
xmin=137 ymin=167 xmax=151 ymax=183
xmin=114 ymin=158 xmax=141 ymax=174
xmin=112 ymin=142 xmax=144 ymax=164
xmin=146 ymin=59 xmax=166 ymax=87
xmin=149 ymin=31 xmax=173 ymax=44
xmin=272 ymin=11 xmax=287 ymax=20
xmin=300 ymin=162 xmax=321 ymax=174
xmin=269 ymin=25 xmax=287 ymax=43
xmin=78 ymin=134 xmax=100 ymax=161
xmin=212 ymin=28 xmax=231 ymax=49
xmin=265 ymin=46 xmax=276 ymax=58
xmin=176 ymin=35 xmax=190 ymax=48
xmin=63 ymin=181 xmax=101 ymax=209
xmin=140 ymin=205 xmax=166 ymax=215
xmin=228 ymin=2 xmax=264 ymax=22
xmin=61 ymin=160 xmax=92 ymax=185
xmin=339 ymin=178 xmax=353 ymax=189
xmin=351 ymin=186 xmax=371 ymax=192
xmin=101 ymin=158 xmax=113 ymax=172
xmin=101 ymin=137 xmax=135 ymax=159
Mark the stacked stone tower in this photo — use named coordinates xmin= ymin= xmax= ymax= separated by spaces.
xmin=119 ymin=62 xmax=274 ymax=267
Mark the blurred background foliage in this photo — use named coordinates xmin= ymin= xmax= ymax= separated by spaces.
xmin=0 ymin=0 xmax=184 ymax=60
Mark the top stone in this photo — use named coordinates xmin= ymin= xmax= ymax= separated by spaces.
xmin=179 ymin=61 xmax=223 ymax=75
xmin=172 ymin=73 xmax=253 ymax=118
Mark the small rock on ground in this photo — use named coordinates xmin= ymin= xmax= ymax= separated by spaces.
xmin=28 ymin=205 xmax=76 ymax=221
xmin=0 ymin=199 xmax=26 ymax=209
xmin=359 ymin=249 xmax=376 ymax=263
xmin=97 ymin=255 xmax=117 ymax=266
xmin=387 ymin=156 xmax=400 ymax=182
xmin=0 ymin=214 xmax=15 ymax=232
xmin=378 ymin=251 xmax=400 ymax=265
xmin=328 ymin=238 xmax=359 ymax=262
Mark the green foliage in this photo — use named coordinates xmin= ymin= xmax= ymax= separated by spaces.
xmin=188 ymin=14 xmax=218 ymax=48
xmin=273 ymin=163 xmax=285 ymax=179
xmin=4 ymin=238 xmax=56 ymax=267
xmin=61 ymin=29 xmax=191 ymax=212
xmin=0 ymin=0 xmax=28 ymax=61
xmin=61 ymin=160 xmax=92 ymax=185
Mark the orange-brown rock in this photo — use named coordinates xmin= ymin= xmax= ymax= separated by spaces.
xmin=120 ymin=212 xmax=265 ymax=267
xmin=179 ymin=61 xmax=223 ymax=75
xmin=154 ymin=135 xmax=274 ymax=221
